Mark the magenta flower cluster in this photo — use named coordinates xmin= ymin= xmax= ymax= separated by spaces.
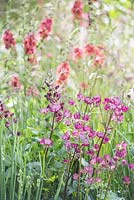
xmin=103 ymin=97 xmax=129 ymax=122
xmin=40 ymin=89 xmax=134 ymax=186
xmin=0 ymin=100 xmax=17 ymax=129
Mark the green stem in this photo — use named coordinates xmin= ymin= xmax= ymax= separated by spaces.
xmin=76 ymin=150 xmax=82 ymax=200
xmin=62 ymin=152 xmax=76 ymax=200
xmin=44 ymin=112 xmax=55 ymax=161
xmin=104 ymin=166 xmax=117 ymax=200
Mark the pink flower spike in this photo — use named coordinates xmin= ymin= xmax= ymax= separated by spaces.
xmin=3 ymin=30 xmax=16 ymax=49
xmin=72 ymin=0 xmax=83 ymax=19
xmin=38 ymin=17 xmax=52 ymax=39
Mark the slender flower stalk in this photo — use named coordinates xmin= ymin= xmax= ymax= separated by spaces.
xmin=44 ymin=113 xmax=55 ymax=161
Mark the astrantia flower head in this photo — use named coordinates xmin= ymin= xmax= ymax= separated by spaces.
xmin=103 ymin=97 xmax=129 ymax=123
xmin=128 ymin=163 xmax=134 ymax=170
xmin=3 ymin=30 xmax=16 ymax=49
xmin=115 ymin=141 xmax=128 ymax=159
xmin=40 ymin=138 xmax=53 ymax=147
xmin=0 ymin=101 xmax=17 ymax=128
xmin=123 ymin=176 xmax=131 ymax=185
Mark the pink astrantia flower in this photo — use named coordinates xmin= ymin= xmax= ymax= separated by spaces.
xmin=92 ymin=96 xmax=101 ymax=106
xmin=38 ymin=17 xmax=52 ymax=39
xmin=115 ymin=142 xmax=127 ymax=159
xmin=40 ymin=138 xmax=53 ymax=147
xmin=62 ymin=131 xmax=70 ymax=141
xmin=77 ymin=93 xmax=84 ymax=101
xmin=64 ymin=159 xmax=70 ymax=163
xmin=83 ymin=166 xmax=93 ymax=175
xmin=73 ymin=173 xmax=79 ymax=180
xmin=3 ymin=30 xmax=16 ymax=49
xmin=128 ymin=163 xmax=134 ymax=170
xmin=68 ymin=99 xmax=76 ymax=106
xmin=103 ymin=97 xmax=129 ymax=123
xmin=122 ymin=159 xmax=128 ymax=166
xmin=123 ymin=176 xmax=131 ymax=185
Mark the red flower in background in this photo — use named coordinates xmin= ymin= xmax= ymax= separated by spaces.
xmin=72 ymin=47 xmax=83 ymax=61
xmin=24 ymin=33 xmax=37 ymax=64
xmin=26 ymin=87 xmax=39 ymax=97
xmin=85 ymin=44 xmax=99 ymax=56
xmin=79 ymin=82 xmax=89 ymax=90
xmin=24 ymin=33 xmax=36 ymax=55
xmin=85 ymin=44 xmax=106 ymax=66
xmin=3 ymin=30 xmax=16 ymax=49
xmin=56 ymin=62 xmax=71 ymax=85
xmin=72 ymin=0 xmax=89 ymax=27
xmin=38 ymin=17 xmax=52 ymax=39
xmin=94 ymin=52 xmax=105 ymax=65
xmin=10 ymin=75 xmax=22 ymax=90
xmin=72 ymin=0 xmax=83 ymax=19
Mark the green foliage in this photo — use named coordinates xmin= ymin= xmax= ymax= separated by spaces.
xmin=0 ymin=0 xmax=134 ymax=199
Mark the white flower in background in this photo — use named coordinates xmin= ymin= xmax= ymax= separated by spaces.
xmin=127 ymin=88 xmax=134 ymax=100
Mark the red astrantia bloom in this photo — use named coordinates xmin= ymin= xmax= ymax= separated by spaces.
xmin=3 ymin=30 xmax=16 ymax=49
xmin=72 ymin=0 xmax=83 ymax=19
xmin=38 ymin=17 xmax=52 ymax=39
xmin=56 ymin=62 xmax=71 ymax=85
